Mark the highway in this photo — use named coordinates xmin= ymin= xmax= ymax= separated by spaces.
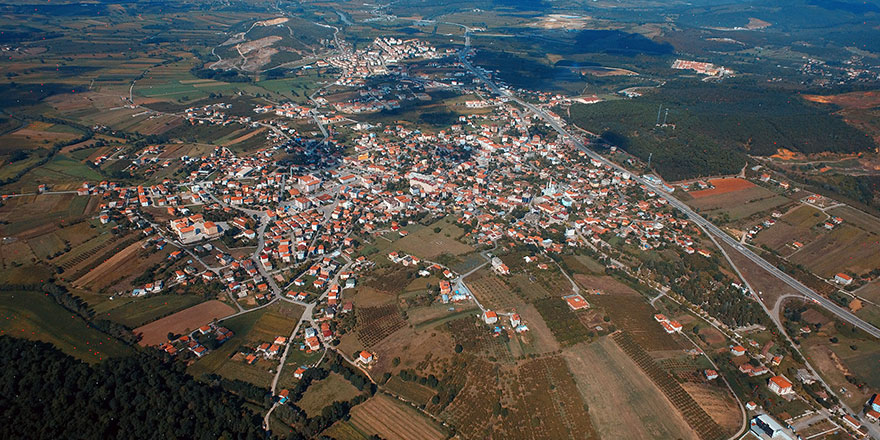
xmin=458 ymin=44 xmax=880 ymax=340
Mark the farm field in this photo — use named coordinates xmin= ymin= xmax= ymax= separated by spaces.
xmin=390 ymin=217 xmax=473 ymax=259
xmin=0 ymin=194 xmax=94 ymax=237
xmin=563 ymin=337 xmax=699 ymax=440
xmin=533 ymin=297 xmax=591 ymax=347
xmin=686 ymin=184 xmax=792 ymax=222
xmin=680 ymin=382 xmax=742 ymax=434
xmin=688 ymin=178 xmax=755 ymax=199
xmin=753 ymin=204 xmax=823 ymax=254
xmin=612 ymin=332 xmax=726 ymax=440
xmin=466 ymin=270 xmax=521 ymax=311
xmin=788 ymin=223 xmax=880 ymax=277
xmin=0 ymin=290 xmax=132 ymax=362
xmin=100 ymin=294 xmax=206 ymax=328
xmin=73 ymin=239 xmax=168 ymax=290
xmin=590 ymin=294 xmax=683 ymax=351
xmin=347 ymin=393 xmax=447 ymax=440
xmin=497 ymin=357 xmax=597 ymax=439
xmin=857 ymin=279 xmax=880 ymax=304
xmin=383 ymin=376 xmax=436 ymax=406
xmin=355 ymin=304 xmax=406 ymax=347
xmin=134 ymin=300 xmax=236 ymax=346
xmin=298 ymin=373 xmax=363 ymax=417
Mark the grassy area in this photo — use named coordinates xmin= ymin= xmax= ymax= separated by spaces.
xmin=297 ymin=372 xmax=363 ymax=417
xmin=0 ymin=290 xmax=133 ymax=362
xmin=102 ymin=294 xmax=206 ymax=328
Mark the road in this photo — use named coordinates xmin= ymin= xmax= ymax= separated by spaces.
xmin=457 ymin=43 xmax=880 ymax=340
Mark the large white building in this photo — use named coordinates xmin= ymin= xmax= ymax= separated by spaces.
xmin=750 ymin=414 xmax=795 ymax=440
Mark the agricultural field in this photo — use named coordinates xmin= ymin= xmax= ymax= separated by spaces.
xmin=72 ymin=239 xmax=170 ymax=291
xmin=687 ymin=183 xmax=792 ymax=223
xmin=99 ymin=294 xmax=207 ymax=328
xmin=753 ymin=204 xmax=824 ymax=254
xmin=564 ymin=337 xmax=698 ymax=440
xmin=590 ymin=294 xmax=683 ymax=351
xmin=466 ymin=270 xmax=521 ymax=311
xmin=680 ymin=382 xmax=742 ymax=434
xmin=390 ymin=217 xmax=473 ymax=259
xmin=612 ymin=332 xmax=727 ymax=440
xmin=0 ymin=194 xmax=95 ymax=237
xmin=788 ymin=223 xmax=880 ymax=278
xmin=346 ymin=393 xmax=448 ymax=440
xmin=134 ymin=300 xmax=236 ymax=346
xmin=355 ymin=304 xmax=407 ymax=347
xmin=188 ymin=302 xmax=303 ymax=387
xmin=532 ymin=297 xmax=592 ymax=347
xmin=383 ymin=376 xmax=436 ymax=406
xmin=0 ymin=290 xmax=132 ymax=362
xmin=298 ymin=373 xmax=363 ymax=417
xmin=496 ymin=357 xmax=597 ymax=439
xmin=446 ymin=316 xmax=514 ymax=362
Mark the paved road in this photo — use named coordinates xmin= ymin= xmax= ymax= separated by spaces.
xmin=458 ymin=45 xmax=880 ymax=340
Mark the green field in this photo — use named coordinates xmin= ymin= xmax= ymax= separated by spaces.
xmin=101 ymin=294 xmax=207 ymax=328
xmin=297 ymin=372 xmax=363 ymax=417
xmin=0 ymin=290 xmax=133 ymax=362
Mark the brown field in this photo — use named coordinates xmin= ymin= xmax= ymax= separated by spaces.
xmin=857 ymin=279 xmax=880 ymax=304
xmin=828 ymin=205 xmax=880 ymax=233
xmin=681 ymin=382 xmax=742 ymax=433
xmin=134 ymin=300 xmax=235 ymax=346
xmin=698 ymin=326 xmax=726 ymax=346
xmin=574 ymin=274 xmax=639 ymax=295
xmin=754 ymin=204 xmax=823 ymax=254
xmin=789 ymin=224 xmax=880 ymax=277
xmin=392 ymin=219 xmax=473 ymax=259
xmin=689 ymin=178 xmax=755 ymax=199
xmin=497 ymin=357 xmax=597 ymax=439
xmin=298 ymin=373 xmax=362 ymax=417
xmin=223 ymin=126 xmax=266 ymax=146
xmin=590 ymin=295 xmax=683 ymax=351
xmin=466 ymin=270 xmax=521 ymax=311
xmin=356 ymin=304 xmax=407 ymax=347
xmin=439 ymin=356 xmax=499 ymax=438
xmin=688 ymin=185 xmax=792 ymax=222
xmin=564 ymin=337 xmax=699 ymax=440
xmin=73 ymin=239 xmax=145 ymax=288
xmin=348 ymin=394 xmax=447 ymax=440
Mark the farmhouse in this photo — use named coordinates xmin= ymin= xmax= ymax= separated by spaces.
xmin=834 ymin=273 xmax=853 ymax=285
xmin=483 ymin=310 xmax=498 ymax=324
xmin=358 ymin=351 xmax=374 ymax=364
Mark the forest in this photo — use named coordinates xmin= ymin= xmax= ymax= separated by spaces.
xmin=568 ymin=79 xmax=876 ymax=181
xmin=0 ymin=336 xmax=266 ymax=439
